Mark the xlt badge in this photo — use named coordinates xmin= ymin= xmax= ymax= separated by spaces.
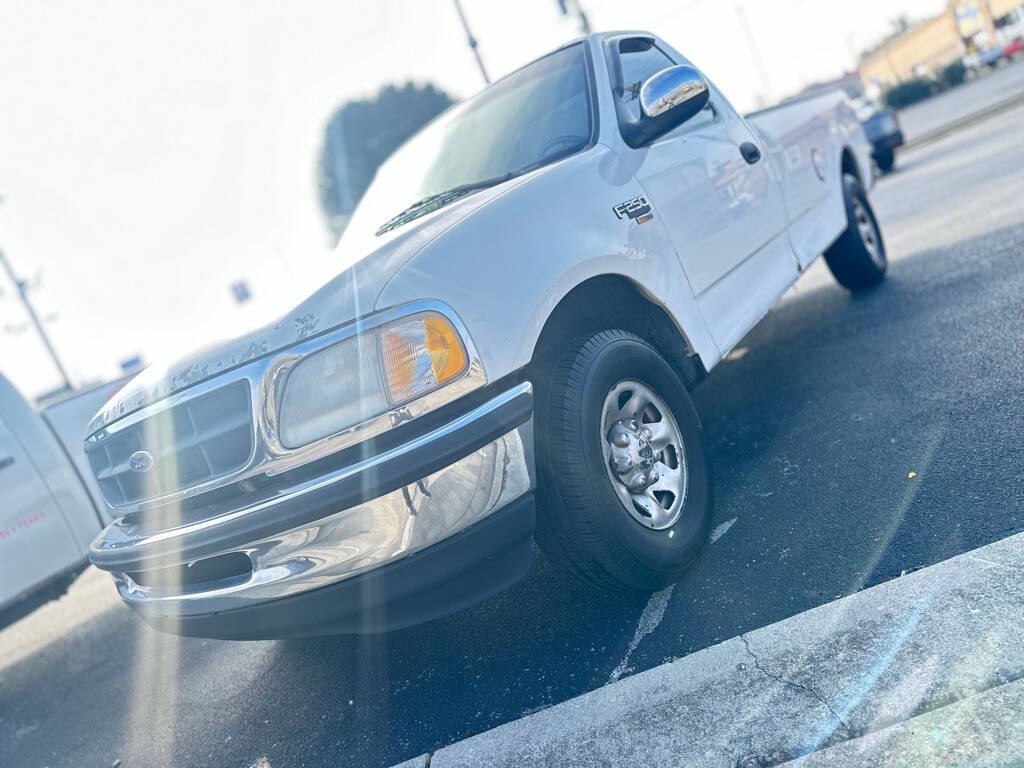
xmin=613 ymin=196 xmax=653 ymax=223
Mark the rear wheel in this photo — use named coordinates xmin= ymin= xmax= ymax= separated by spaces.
xmin=824 ymin=173 xmax=887 ymax=291
xmin=535 ymin=330 xmax=712 ymax=591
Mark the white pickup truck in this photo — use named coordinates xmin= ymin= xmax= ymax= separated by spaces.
xmin=0 ymin=374 xmax=122 ymax=628
xmin=84 ymin=32 xmax=885 ymax=639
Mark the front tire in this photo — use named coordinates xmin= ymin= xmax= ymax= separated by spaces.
xmin=535 ymin=330 xmax=712 ymax=592
xmin=824 ymin=173 xmax=887 ymax=291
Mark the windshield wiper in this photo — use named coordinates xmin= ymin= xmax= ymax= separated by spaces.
xmin=374 ymin=172 xmax=516 ymax=237
xmin=375 ymin=158 xmax=558 ymax=237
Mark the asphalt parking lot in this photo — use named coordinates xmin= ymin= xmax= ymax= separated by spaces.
xmin=3 ymin=104 xmax=1024 ymax=768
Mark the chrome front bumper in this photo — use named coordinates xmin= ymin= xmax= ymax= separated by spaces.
xmin=89 ymin=383 xmax=534 ymax=629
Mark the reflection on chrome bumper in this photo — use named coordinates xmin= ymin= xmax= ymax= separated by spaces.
xmin=117 ymin=428 xmax=530 ymax=617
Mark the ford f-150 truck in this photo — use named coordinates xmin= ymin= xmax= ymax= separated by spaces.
xmin=84 ymin=32 xmax=886 ymax=639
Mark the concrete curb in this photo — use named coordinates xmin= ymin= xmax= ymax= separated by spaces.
xmin=901 ymin=91 xmax=1024 ymax=152
xmin=396 ymin=531 xmax=1024 ymax=767
xmin=780 ymin=677 xmax=1024 ymax=767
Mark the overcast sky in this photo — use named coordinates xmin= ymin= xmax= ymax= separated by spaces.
xmin=0 ymin=0 xmax=946 ymax=399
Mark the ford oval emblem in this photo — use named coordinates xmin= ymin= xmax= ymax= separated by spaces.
xmin=128 ymin=450 xmax=155 ymax=473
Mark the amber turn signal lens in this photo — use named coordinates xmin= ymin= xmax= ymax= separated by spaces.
xmin=379 ymin=314 xmax=468 ymax=404
xmin=424 ymin=314 xmax=467 ymax=383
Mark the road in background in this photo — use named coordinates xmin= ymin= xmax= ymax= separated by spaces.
xmin=3 ymin=104 xmax=1024 ymax=768
xmin=897 ymin=58 xmax=1024 ymax=142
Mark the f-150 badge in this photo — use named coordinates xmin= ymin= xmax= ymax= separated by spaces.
xmin=613 ymin=196 xmax=653 ymax=223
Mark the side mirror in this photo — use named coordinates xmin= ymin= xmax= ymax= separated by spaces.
xmin=641 ymin=65 xmax=709 ymax=119
xmin=622 ymin=65 xmax=710 ymax=148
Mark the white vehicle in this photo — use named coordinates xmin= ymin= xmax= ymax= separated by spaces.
xmin=84 ymin=32 xmax=885 ymax=639
xmin=0 ymin=375 xmax=122 ymax=627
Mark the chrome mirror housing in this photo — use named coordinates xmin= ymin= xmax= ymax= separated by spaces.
xmin=620 ymin=64 xmax=711 ymax=148
xmin=640 ymin=65 xmax=709 ymax=119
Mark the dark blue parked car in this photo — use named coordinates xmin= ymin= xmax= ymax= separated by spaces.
xmin=853 ymin=98 xmax=904 ymax=174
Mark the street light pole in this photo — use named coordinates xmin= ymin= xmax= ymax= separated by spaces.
xmin=454 ymin=0 xmax=489 ymax=84
xmin=0 ymin=248 xmax=74 ymax=392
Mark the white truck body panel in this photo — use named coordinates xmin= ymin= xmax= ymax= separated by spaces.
xmin=376 ymin=144 xmax=722 ymax=381
xmin=0 ymin=375 xmax=102 ymax=612
xmin=748 ymin=92 xmax=874 ymax=270
xmin=0 ymin=410 xmax=83 ymax=603
xmin=594 ymin=38 xmax=798 ymax=355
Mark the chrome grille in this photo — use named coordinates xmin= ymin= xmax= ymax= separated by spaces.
xmin=86 ymin=380 xmax=254 ymax=507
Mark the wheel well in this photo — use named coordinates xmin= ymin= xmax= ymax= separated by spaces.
xmin=528 ymin=275 xmax=705 ymax=389
xmin=841 ymin=147 xmax=862 ymax=183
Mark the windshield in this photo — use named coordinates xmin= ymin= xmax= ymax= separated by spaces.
xmin=346 ymin=43 xmax=593 ymax=239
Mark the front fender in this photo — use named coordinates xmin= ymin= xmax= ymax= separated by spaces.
xmin=374 ymin=145 xmax=720 ymax=384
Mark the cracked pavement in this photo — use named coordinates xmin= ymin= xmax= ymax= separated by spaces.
xmin=738 ymin=633 xmax=852 ymax=744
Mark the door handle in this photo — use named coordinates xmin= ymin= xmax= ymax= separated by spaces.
xmin=740 ymin=141 xmax=762 ymax=165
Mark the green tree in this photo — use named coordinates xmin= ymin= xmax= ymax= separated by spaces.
xmin=940 ymin=60 xmax=967 ymax=89
xmin=318 ymin=82 xmax=454 ymax=240
xmin=883 ymin=78 xmax=934 ymax=109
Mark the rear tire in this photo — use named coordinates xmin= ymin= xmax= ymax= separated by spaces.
xmin=535 ymin=330 xmax=712 ymax=592
xmin=824 ymin=173 xmax=887 ymax=291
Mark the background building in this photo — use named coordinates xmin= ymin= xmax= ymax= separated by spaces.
xmin=861 ymin=0 xmax=1024 ymax=92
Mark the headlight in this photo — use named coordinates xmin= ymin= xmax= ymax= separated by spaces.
xmin=277 ymin=312 xmax=469 ymax=448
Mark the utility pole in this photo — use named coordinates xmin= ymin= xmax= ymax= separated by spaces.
xmin=0 ymin=248 xmax=74 ymax=392
xmin=557 ymin=0 xmax=592 ymax=35
xmin=453 ymin=0 xmax=489 ymax=84
xmin=576 ymin=5 xmax=592 ymax=35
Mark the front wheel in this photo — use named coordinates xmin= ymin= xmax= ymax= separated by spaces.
xmin=535 ymin=330 xmax=712 ymax=592
xmin=824 ymin=173 xmax=887 ymax=291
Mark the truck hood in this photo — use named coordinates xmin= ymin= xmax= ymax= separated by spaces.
xmin=86 ymin=183 xmax=514 ymax=437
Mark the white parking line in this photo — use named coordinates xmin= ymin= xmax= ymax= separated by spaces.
xmin=608 ymin=585 xmax=675 ymax=683
xmin=606 ymin=517 xmax=737 ymax=684
xmin=710 ymin=517 xmax=737 ymax=543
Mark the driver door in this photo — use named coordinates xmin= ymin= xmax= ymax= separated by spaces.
xmin=609 ymin=37 xmax=799 ymax=353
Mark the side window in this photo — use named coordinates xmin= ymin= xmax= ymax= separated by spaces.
xmin=615 ymin=39 xmax=677 ymax=123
